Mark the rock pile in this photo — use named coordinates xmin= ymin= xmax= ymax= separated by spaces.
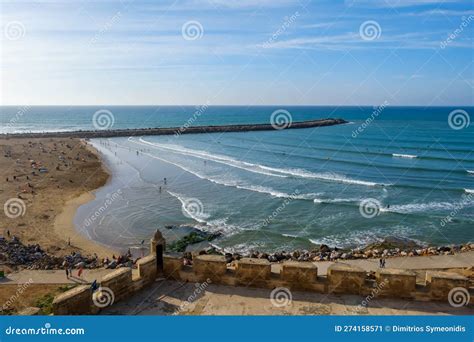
xmin=0 ymin=237 xmax=102 ymax=270
xmin=200 ymin=240 xmax=474 ymax=264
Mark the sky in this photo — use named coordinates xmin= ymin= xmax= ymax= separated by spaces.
xmin=0 ymin=0 xmax=473 ymax=106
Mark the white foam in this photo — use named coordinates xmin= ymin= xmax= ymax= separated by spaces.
xmin=166 ymin=191 xmax=210 ymax=223
xmin=308 ymin=225 xmax=426 ymax=249
xmin=313 ymin=197 xmax=361 ymax=204
xmin=258 ymin=166 xmax=383 ymax=186
xmin=135 ymin=138 xmax=384 ymax=187
xmin=282 ymin=233 xmax=299 ymax=238
xmin=465 ymin=189 xmax=474 ymax=194
xmin=379 ymin=200 xmax=473 ymax=214
xmin=136 ymin=138 xmax=287 ymax=178
xmin=467 ymin=170 xmax=474 ymax=175
xmin=392 ymin=153 xmax=417 ymax=159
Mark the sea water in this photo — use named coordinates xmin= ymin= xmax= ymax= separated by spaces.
xmin=1 ymin=105 xmax=473 ymax=253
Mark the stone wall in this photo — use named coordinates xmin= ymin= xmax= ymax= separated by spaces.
xmin=53 ymin=285 xmax=98 ymax=315
xmin=137 ymin=255 xmax=157 ymax=285
xmin=162 ymin=255 xmax=472 ymax=305
xmin=52 ymin=247 xmax=472 ymax=314
xmin=426 ymin=271 xmax=470 ymax=301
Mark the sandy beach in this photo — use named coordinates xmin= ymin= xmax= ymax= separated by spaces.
xmin=0 ymin=137 xmax=117 ymax=261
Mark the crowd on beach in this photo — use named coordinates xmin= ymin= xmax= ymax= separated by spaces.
xmin=0 ymin=234 xmax=138 ymax=274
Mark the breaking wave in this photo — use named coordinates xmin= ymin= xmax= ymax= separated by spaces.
xmin=392 ymin=153 xmax=418 ymax=159
xmin=136 ymin=138 xmax=387 ymax=187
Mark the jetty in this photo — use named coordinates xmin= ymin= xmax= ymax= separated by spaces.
xmin=2 ymin=118 xmax=347 ymax=139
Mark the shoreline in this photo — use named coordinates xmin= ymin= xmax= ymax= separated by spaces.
xmin=2 ymin=136 xmax=471 ymax=268
xmin=90 ymin=139 xmax=474 ymax=260
xmin=53 ymin=187 xmax=118 ymax=259
xmin=53 ymin=140 xmax=119 ymax=258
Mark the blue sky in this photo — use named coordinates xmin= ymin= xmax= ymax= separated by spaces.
xmin=1 ymin=0 xmax=473 ymax=105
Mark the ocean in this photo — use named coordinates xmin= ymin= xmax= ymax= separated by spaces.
xmin=1 ymin=105 xmax=473 ymax=253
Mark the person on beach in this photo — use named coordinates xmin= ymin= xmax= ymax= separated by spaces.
xmin=379 ymin=258 xmax=383 ymax=268
xmin=78 ymin=266 xmax=83 ymax=278
xmin=65 ymin=268 xmax=69 ymax=279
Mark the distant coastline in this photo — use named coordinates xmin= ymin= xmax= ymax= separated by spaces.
xmin=1 ymin=118 xmax=347 ymax=139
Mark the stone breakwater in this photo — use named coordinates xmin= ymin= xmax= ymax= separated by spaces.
xmin=1 ymin=118 xmax=347 ymax=139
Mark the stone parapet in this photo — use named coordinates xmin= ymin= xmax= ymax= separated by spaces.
xmin=376 ymin=268 xmax=416 ymax=298
xmin=193 ymin=255 xmax=227 ymax=282
xmin=327 ymin=263 xmax=366 ymax=295
xmin=236 ymin=258 xmax=271 ymax=286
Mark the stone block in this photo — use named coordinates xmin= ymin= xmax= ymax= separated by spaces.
xmin=137 ymin=254 xmax=157 ymax=284
xmin=52 ymin=285 xmax=94 ymax=315
xmin=193 ymin=255 xmax=227 ymax=282
xmin=281 ymin=261 xmax=318 ymax=286
xmin=328 ymin=263 xmax=366 ymax=295
xmin=426 ymin=271 xmax=469 ymax=301
xmin=376 ymin=268 xmax=416 ymax=298
xmin=163 ymin=255 xmax=183 ymax=280
xmin=100 ymin=267 xmax=133 ymax=302
xmin=236 ymin=258 xmax=271 ymax=285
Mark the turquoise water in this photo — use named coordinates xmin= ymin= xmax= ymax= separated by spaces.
xmin=1 ymin=106 xmax=473 ymax=253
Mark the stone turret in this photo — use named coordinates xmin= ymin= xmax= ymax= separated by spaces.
xmin=150 ymin=229 xmax=166 ymax=254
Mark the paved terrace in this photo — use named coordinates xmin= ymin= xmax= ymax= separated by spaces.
xmin=102 ymin=279 xmax=473 ymax=316
xmin=3 ymin=251 xmax=473 ymax=285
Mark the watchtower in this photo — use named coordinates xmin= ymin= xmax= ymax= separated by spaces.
xmin=150 ymin=229 xmax=166 ymax=275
